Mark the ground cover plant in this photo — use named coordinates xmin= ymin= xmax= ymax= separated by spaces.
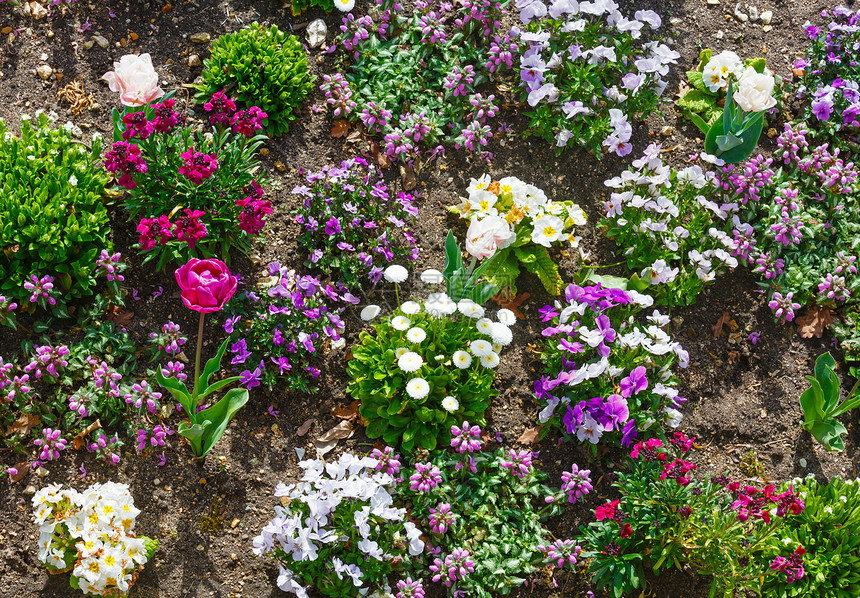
xmin=513 ymin=1 xmax=679 ymax=157
xmin=0 ymin=112 xmax=111 ymax=319
xmin=196 ymin=23 xmax=315 ymax=137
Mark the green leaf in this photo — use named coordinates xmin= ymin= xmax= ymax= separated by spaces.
xmin=156 ymin=368 xmax=194 ymax=415
xmin=747 ymin=57 xmax=767 ymax=73
xmin=195 ymin=387 xmax=249 ymax=457
xmin=518 ymin=246 xmax=564 ymax=295
xmin=366 ymin=418 xmax=388 ymax=439
xmin=687 ymin=71 xmax=711 ymax=94
xmin=442 ymin=230 xmax=463 ymax=282
xmin=677 ymin=89 xmax=716 ymax=114
xmin=199 ymin=335 xmax=232 ymax=391
xmin=689 ymin=112 xmax=711 ymax=135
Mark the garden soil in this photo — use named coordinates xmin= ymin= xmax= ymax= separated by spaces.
xmin=0 ymin=0 xmax=856 ymax=597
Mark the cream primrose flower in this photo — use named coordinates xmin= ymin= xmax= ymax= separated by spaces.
xmin=406 ymin=327 xmax=427 ymax=344
xmin=468 ymin=188 xmax=499 ymax=216
xmin=420 ymin=269 xmax=444 ymax=285
xmin=733 ymin=66 xmax=777 ymax=113
xmin=391 ymin=315 xmax=411 ymax=331
xmin=475 ymin=317 xmax=494 ymax=335
xmin=469 ymin=339 xmax=493 ymax=357
xmin=496 ymin=308 xmax=517 ymax=326
xmin=335 ymin=0 xmax=355 ymax=11
xmin=441 ymin=396 xmax=460 ymax=412
xmin=567 ymin=204 xmax=587 ymax=225
xmin=457 ymin=298 xmax=485 ymax=319
xmin=452 ymin=350 xmax=473 ymax=369
xmin=398 ymin=351 xmax=424 ymax=373
xmin=425 ymin=293 xmax=457 ymax=318
xmin=490 ymin=322 xmax=513 ymax=346
xmin=384 ymin=264 xmax=409 ymax=284
xmin=480 ymin=352 xmax=500 ymax=368
xmin=400 ymin=301 xmax=422 ymax=315
xmin=702 ymin=50 xmax=743 ymax=93
xmin=466 ymin=173 xmax=492 ymax=194
xmin=360 ymin=305 xmax=382 ymax=321
xmin=531 ymin=214 xmax=565 ymax=247
xmin=406 ymin=378 xmax=430 ymax=399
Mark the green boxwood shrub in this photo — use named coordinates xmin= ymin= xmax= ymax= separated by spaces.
xmin=195 ymin=23 xmax=315 ymax=137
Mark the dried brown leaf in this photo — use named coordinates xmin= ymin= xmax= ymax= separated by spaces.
xmin=712 ymin=311 xmax=732 ymax=338
xmin=795 ymin=306 xmax=835 ymax=339
xmin=331 ymin=119 xmax=349 ymax=138
xmin=5 ymin=413 xmax=40 ymax=437
xmin=516 ymin=426 xmax=541 ymax=445
xmin=399 ymin=164 xmax=417 ymax=191
xmin=333 ymin=401 xmax=360 ymax=421
xmin=315 ymin=420 xmax=354 ymax=443
xmin=73 ymin=419 xmax=102 ymax=450
xmin=296 ymin=418 xmax=316 ymax=437
xmin=107 ymin=305 xmax=135 ymax=326
xmin=491 ymin=292 xmax=530 ymax=320
xmin=370 ymin=141 xmax=391 ymax=169
xmin=8 ymin=461 xmax=29 ymax=483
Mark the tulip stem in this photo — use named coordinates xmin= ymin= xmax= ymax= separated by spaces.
xmin=192 ymin=312 xmax=206 ymax=404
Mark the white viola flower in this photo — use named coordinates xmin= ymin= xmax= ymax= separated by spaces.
xmin=702 ymin=50 xmax=743 ymax=93
xmin=442 ymin=396 xmax=460 ymax=412
xmin=398 ymin=351 xmax=423 ymax=373
xmin=391 ymin=315 xmax=411 ymax=331
xmin=626 ymin=290 xmax=654 ymax=307
xmin=490 ymin=322 xmax=513 ymax=346
xmin=496 ymin=308 xmax=517 ymax=326
xmin=406 ymin=327 xmax=427 ymax=344
xmin=358 ymin=538 xmax=384 ymax=560
xmin=480 ymin=352 xmax=500 ymax=368
xmin=403 ymin=521 xmax=425 ymax=555
xmin=664 ymin=407 xmax=683 ymax=428
xmin=400 ymin=301 xmax=422 ymax=315
xmin=395 ymin=347 xmax=409 ymax=358
xmin=576 ymin=414 xmax=604 ymax=444
xmin=452 ymin=350 xmax=473 ymax=369
xmin=420 ymin=269 xmax=444 ymax=285
xmin=457 ymin=299 xmax=485 ymax=319
xmin=648 ymin=310 xmax=671 ymax=327
xmin=643 ymin=259 xmax=679 ymax=285
xmin=406 ymin=378 xmax=430 ymax=399
xmin=278 ymin=565 xmax=310 ymax=598
xmin=425 ymin=292 xmax=457 ymax=318
xmin=469 ymin=339 xmax=493 ymax=357
xmin=475 ymin=318 xmax=495 ymax=335
xmin=383 ymin=265 xmax=408 ymax=284
xmin=531 ymin=214 xmax=565 ymax=247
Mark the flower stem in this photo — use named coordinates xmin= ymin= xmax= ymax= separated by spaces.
xmin=192 ymin=312 xmax=206 ymax=405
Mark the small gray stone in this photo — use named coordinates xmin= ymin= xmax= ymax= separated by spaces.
xmin=93 ymin=35 xmax=109 ymax=48
xmin=83 ymin=40 xmax=94 ymax=50
xmin=35 ymin=64 xmax=53 ymax=80
xmin=760 ymin=10 xmax=772 ymax=24
xmin=748 ymin=5 xmax=759 ymax=21
xmin=715 ymin=29 xmax=725 ymax=39
xmin=23 ymin=485 xmax=36 ymax=495
xmin=306 ymin=19 xmax=327 ymax=49
xmin=734 ymin=3 xmax=748 ymax=21
xmin=187 ymin=54 xmax=201 ymax=67
xmin=190 ymin=32 xmax=211 ymax=44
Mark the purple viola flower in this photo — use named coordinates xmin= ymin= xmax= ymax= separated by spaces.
xmin=230 ymin=338 xmax=250 ymax=365
xmin=601 ymin=394 xmax=630 ymax=431
xmin=620 ymin=419 xmax=638 ymax=447
xmin=324 ymin=216 xmax=342 ymax=235
xmin=270 ymin=356 xmax=291 ymax=374
xmin=239 ymin=361 xmax=264 ymax=389
xmin=619 ymin=366 xmax=648 ymax=397
xmin=223 ymin=315 xmax=241 ymax=334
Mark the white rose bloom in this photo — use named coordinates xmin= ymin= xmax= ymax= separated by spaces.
xmin=480 ymin=352 xmax=500 ymax=368
xmin=452 ymin=350 xmax=473 ymax=369
xmin=457 ymin=299 xmax=485 ymax=319
xmin=441 ymin=396 xmax=460 ymax=412
xmin=475 ymin=317 xmax=494 ymax=335
xmin=384 ymin=264 xmax=409 ymax=283
xmin=391 ymin=315 xmax=411 ymax=331
xmin=496 ymin=308 xmax=517 ymax=326
xmin=469 ymin=339 xmax=493 ymax=357
xmin=406 ymin=327 xmax=427 ymax=344
xmin=400 ymin=301 xmax=422 ymax=315
xmin=420 ymin=269 xmax=444 ymax=285
xmin=733 ymin=66 xmax=777 ymax=113
xmin=398 ymin=351 xmax=424 ymax=373
xmin=405 ymin=378 xmax=430 ymax=399
xmin=360 ymin=305 xmax=382 ymax=321
xmin=531 ymin=214 xmax=565 ymax=247
xmin=490 ymin=322 xmax=513 ymax=346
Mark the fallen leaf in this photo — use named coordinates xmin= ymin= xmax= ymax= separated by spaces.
xmin=399 ymin=164 xmax=417 ymax=191
xmin=491 ymin=292 xmax=530 ymax=320
xmin=107 ymin=305 xmax=134 ymax=326
xmin=345 ymin=123 xmax=363 ymax=143
xmin=314 ymin=420 xmax=355 ymax=457
xmin=332 ymin=401 xmax=360 ymax=421
xmin=369 ymin=141 xmax=391 ymax=169
xmin=5 ymin=413 xmax=40 ymax=437
xmin=331 ymin=119 xmax=349 ymax=138
xmin=73 ymin=419 xmax=102 ymax=450
xmin=1 ymin=27 xmax=12 ymax=35
xmin=711 ymin=310 xmax=734 ymax=338
xmin=795 ymin=306 xmax=834 ymax=339
xmin=727 ymin=351 xmax=740 ymax=365
xmin=296 ymin=418 xmax=316 ymax=436
xmin=8 ymin=461 xmax=28 ymax=483
xmin=516 ymin=426 xmax=541 ymax=445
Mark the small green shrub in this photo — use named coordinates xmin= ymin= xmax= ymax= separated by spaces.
xmin=196 ymin=23 xmax=315 ymax=137
xmin=0 ymin=113 xmax=111 ymax=315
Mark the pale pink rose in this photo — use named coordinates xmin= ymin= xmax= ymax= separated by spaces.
xmin=102 ymin=53 xmax=165 ymax=107
xmin=465 ymin=216 xmax=514 ymax=260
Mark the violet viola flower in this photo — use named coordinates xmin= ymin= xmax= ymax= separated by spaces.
xmin=619 ymin=366 xmax=648 ymax=397
xmin=240 ymin=361 xmax=264 ymax=389
xmin=601 ymin=394 xmax=630 ymax=431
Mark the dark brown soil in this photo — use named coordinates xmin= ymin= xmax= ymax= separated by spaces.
xmin=0 ymin=1 xmax=855 ymax=597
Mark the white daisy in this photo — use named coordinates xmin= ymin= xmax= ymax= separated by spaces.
xmin=426 ymin=293 xmax=457 ymax=318
xmin=420 ymin=269 xmax=444 ymax=284
xmin=334 ymin=0 xmax=355 ymax=10
xmin=490 ymin=322 xmax=513 ymax=346
xmin=480 ymin=352 xmax=500 ymax=368
xmin=384 ymin=265 xmax=408 ymax=283
xmin=457 ymin=299 xmax=485 ymax=319
xmin=398 ymin=351 xmax=423 ymax=373
xmin=441 ymin=396 xmax=460 ymax=412
xmin=360 ymin=305 xmax=382 ymax=321
xmin=395 ymin=347 xmax=409 ymax=358
xmin=401 ymin=301 xmax=422 ymax=315
xmin=496 ymin=308 xmax=517 ymax=326
xmin=406 ymin=327 xmax=427 ymax=344
xmin=469 ymin=339 xmax=493 ymax=357
xmin=406 ymin=378 xmax=430 ymax=399
xmin=452 ymin=350 xmax=473 ymax=369
xmin=475 ymin=318 xmax=494 ymax=335
xmin=391 ymin=315 xmax=411 ymax=331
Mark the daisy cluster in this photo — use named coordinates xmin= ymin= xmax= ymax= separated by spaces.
xmin=253 ymin=453 xmax=424 ymax=598
xmin=536 ymin=283 xmax=688 ymax=450
xmin=292 ymin=157 xmax=420 ymax=290
xmin=795 ymin=7 xmax=860 ymax=140
xmin=716 ymin=124 xmax=860 ymax=324
xmin=32 ymin=482 xmax=155 ymax=596
xmin=349 ymin=280 xmax=516 ymax=450
xmin=600 ymin=143 xmax=740 ymax=307
xmin=221 ymin=262 xmax=349 ymax=392
xmin=399 ymin=427 xmax=581 ymax=597
xmin=513 ymin=0 xmax=679 ymax=156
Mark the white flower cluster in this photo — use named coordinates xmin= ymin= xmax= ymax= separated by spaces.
xmin=452 ymin=175 xmax=587 ymax=258
xmin=32 ymin=482 xmax=150 ymax=596
xmin=604 ymin=143 xmax=740 ymax=284
xmin=254 ymin=453 xmax=424 ymax=598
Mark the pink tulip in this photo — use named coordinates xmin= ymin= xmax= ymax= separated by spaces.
xmin=102 ymin=53 xmax=165 ymax=107
xmin=175 ymin=259 xmax=237 ymax=313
